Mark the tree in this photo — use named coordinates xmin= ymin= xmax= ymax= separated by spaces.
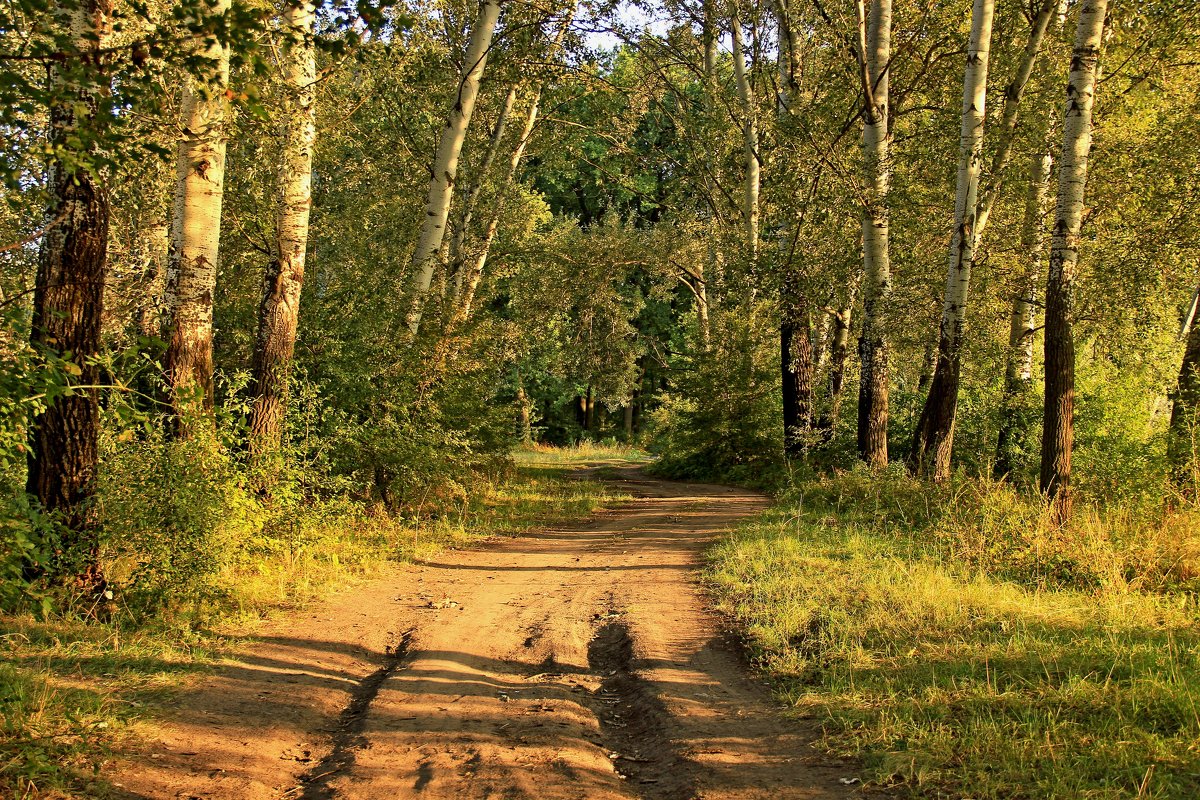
xmin=907 ymin=0 xmax=996 ymax=479
xmin=1169 ymin=283 xmax=1200 ymax=490
xmin=165 ymin=0 xmax=233 ymax=423
xmin=249 ymin=0 xmax=319 ymax=461
xmin=25 ymin=0 xmax=115 ymax=585
xmin=407 ymin=0 xmax=503 ymax=336
xmin=856 ymin=0 xmax=893 ymax=466
xmin=1041 ymin=0 xmax=1109 ymax=515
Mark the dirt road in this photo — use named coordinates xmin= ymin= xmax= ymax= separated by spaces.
xmin=112 ymin=467 xmax=861 ymax=800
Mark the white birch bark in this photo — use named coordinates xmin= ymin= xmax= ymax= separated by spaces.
xmin=249 ymin=0 xmax=318 ymax=458
xmin=407 ymin=0 xmax=502 ymax=336
xmin=730 ymin=3 xmax=759 ymax=264
xmin=449 ymin=85 xmax=518 ymax=298
xmin=454 ymin=86 xmax=542 ymax=325
xmin=907 ymin=0 xmax=995 ymax=476
xmin=974 ymin=0 xmax=1066 ymax=240
xmin=857 ymin=0 xmax=893 ymax=465
xmin=165 ymin=0 xmax=232 ymax=416
xmin=1041 ymin=0 xmax=1109 ymax=506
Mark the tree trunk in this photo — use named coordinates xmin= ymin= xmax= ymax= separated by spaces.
xmin=1169 ymin=286 xmax=1200 ymax=491
xmin=584 ymin=385 xmax=595 ymax=435
xmin=26 ymin=0 xmax=114 ymax=585
xmin=623 ymin=401 xmax=635 ymax=441
xmin=515 ymin=375 xmax=532 ymax=443
xmin=249 ymin=0 xmax=318 ymax=462
xmin=134 ymin=220 xmax=168 ymax=339
xmin=165 ymin=0 xmax=231 ymax=424
xmin=908 ymin=0 xmax=996 ymax=479
xmin=781 ymin=295 xmax=814 ymax=456
xmin=973 ymin=0 xmax=1062 ymax=240
xmin=995 ymin=149 xmax=1053 ymax=480
xmin=407 ymin=0 xmax=502 ymax=336
xmin=1041 ymin=0 xmax=1108 ymax=516
xmin=449 ymin=86 xmax=517 ymax=297
xmin=730 ymin=3 xmax=759 ymax=265
xmin=856 ymin=0 xmax=893 ymax=466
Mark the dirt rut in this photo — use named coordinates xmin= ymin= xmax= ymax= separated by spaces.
xmin=111 ymin=468 xmax=861 ymax=800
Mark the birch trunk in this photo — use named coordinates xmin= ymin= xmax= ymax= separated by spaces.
xmin=994 ymin=149 xmax=1052 ymax=480
xmin=449 ymin=86 xmax=517 ymax=298
xmin=973 ymin=0 xmax=1062 ymax=240
xmin=1041 ymin=0 xmax=1108 ymax=513
xmin=26 ymin=0 xmax=113 ymax=584
xmin=1169 ymin=286 xmax=1200 ymax=491
xmin=908 ymin=0 xmax=995 ymax=479
xmin=165 ymin=0 xmax=232 ymax=422
xmin=249 ymin=0 xmax=318 ymax=461
xmin=730 ymin=4 xmax=759 ymax=264
xmin=856 ymin=0 xmax=893 ymax=466
xmin=775 ymin=0 xmax=813 ymax=456
xmin=407 ymin=0 xmax=502 ymax=336
xmin=452 ymin=83 xmax=541 ymax=325
xmin=781 ymin=297 xmax=814 ymax=455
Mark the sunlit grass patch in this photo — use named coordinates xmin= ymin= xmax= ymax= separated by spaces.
xmin=512 ymin=440 xmax=653 ymax=466
xmin=0 ymin=616 xmax=221 ymax=798
xmin=708 ymin=477 xmax=1200 ymax=799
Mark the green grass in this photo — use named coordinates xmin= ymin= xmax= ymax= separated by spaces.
xmin=707 ymin=473 xmax=1200 ymax=799
xmin=511 ymin=440 xmax=653 ymax=466
xmin=0 ymin=455 xmax=626 ymax=798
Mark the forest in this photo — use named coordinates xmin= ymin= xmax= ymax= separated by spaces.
xmin=2 ymin=0 xmax=1200 ymax=797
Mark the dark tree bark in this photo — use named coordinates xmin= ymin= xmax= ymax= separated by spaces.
xmin=781 ymin=288 xmax=814 ymax=456
xmin=26 ymin=0 xmax=114 ymax=585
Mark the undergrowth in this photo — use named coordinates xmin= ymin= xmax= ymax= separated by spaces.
xmin=707 ymin=471 xmax=1200 ymax=799
xmin=0 ymin=453 xmax=622 ymax=798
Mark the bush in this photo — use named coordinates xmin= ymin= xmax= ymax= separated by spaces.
xmin=647 ymin=307 xmax=784 ymax=484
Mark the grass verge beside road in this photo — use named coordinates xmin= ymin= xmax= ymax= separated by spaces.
xmin=707 ymin=472 xmax=1200 ymax=799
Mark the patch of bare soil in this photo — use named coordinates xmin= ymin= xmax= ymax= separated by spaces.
xmin=110 ymin=467 xmax=865 ymax=800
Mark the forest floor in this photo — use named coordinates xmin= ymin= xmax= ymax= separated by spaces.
xmin=104 ymin=465 xmax=864 ymax=800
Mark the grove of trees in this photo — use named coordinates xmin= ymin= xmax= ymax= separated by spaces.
xmin=2 ymin=0 xmax=1199 ymax=602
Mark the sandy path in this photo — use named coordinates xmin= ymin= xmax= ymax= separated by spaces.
xmin=111 ymin=467 xmax=862 ymax=800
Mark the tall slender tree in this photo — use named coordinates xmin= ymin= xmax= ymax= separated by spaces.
xmin=164 ymin=0 xmax=232 ymax=423
xmin=1041 ymin=0 xmax=1109 ymax=515
xmin=856 ymin=0 xmax=893 ymax=466
xmin=249 ymin=0 xmax=318 ymax=460
xmin=407 ymin=0 xmax=503 ymax=336
xmin=1170 ymin=283 xmax=1200 ymax=490
xmin=907 ymin=0 xmax=996 ymax=479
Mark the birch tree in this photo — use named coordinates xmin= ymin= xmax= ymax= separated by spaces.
xmin=856 ymin=0 xmax=893 ymax=466
xmin=907 ymin=0 xmax=996 ymax=479
xmin=25 ymin=0 xmax=114 ymax=583
xmin=994 ymin=149 xmax=1052 ymax=480
xmin=1041 ymin=0 xmax=1109 ymax=513
xmin=406 ymin=0 xmax=503 ymax=336
xmin=164 ymin=0 xmax=232 ymax=421
xmin=730 ymin=1 xmax=759 ymax=265
xmin=1169 ymin=284 xmax=1200 ymax=491
xmin=249 ymin=0 xmax=318 ymax=460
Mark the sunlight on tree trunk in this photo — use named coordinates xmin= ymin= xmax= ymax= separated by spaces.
xmin=856 ymin=0 xmax=893 ymax=467
xmin=249 ymin=0 xmax=318 ymax=463
xmin=26 ymin=0 xmax=114 ymax=586
xmin=165 ymin=0 xmax=232 ymax=426
xmin=1041 ymin=0 xmax=1109 ymax=518
xmin=407 ymin=0 xmax=502 ymax=336
xmin=908 ymin=0 xmax=995 ymax=480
